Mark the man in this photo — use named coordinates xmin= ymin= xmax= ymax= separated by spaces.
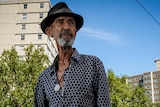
xmin=34 ymin=2 xmax=110 ymax=107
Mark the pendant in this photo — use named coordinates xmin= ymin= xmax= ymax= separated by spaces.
xmin=54 ymin=84 xmax=60 ymax=91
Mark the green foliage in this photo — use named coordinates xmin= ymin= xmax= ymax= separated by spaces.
xmin=0 ymin=45 xmax=49 ymax=107
xmin=107 ymin=69 xmax=152 ymax=107
xmin=152 ymin=102 xmax=160 ymax=107
xmin=108 ymin=69 xmax=131 ymax=107
xmin=129 ymin=86 xmax=152 ymax=107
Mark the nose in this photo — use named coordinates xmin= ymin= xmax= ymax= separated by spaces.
xmin=63 ymin=22 xmax=70 ymax=29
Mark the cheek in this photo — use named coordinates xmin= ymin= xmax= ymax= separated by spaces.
xmin=72 ymin=29 xmax=77 ymax=37
xmin=73 ymin=32 xmax=76 ymax=37
xmin=52 ymin=29 xmax=60 ymax=39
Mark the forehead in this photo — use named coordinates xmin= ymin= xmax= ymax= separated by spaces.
xmin=55 ymin=16 xmax=75 ymax=21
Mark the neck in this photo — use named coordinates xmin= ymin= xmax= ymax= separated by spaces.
xmin=58 ymin=46 xmax=73 ymax=64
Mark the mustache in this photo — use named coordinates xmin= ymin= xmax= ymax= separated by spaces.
xmin=59 ymin=29 xmax=73 ymax=38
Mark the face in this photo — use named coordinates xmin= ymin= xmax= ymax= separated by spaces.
xmin=48 ymin=16 xmax=77 ymax=47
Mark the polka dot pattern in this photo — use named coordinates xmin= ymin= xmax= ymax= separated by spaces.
xmin=34 ymin=49 xmax=111 ymax=107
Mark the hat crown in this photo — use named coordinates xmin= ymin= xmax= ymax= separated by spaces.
xmin=48 ymin=2 xmax=72 ymax=16
xmin=41 ymin=2 xmax=83 ymax=34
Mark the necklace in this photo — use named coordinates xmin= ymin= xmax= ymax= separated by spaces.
xmin=54 ymin=84 xmax=60 ymax=91
xmin=58 ymin=74 xmax=64 ymax=83
xmin=54 ymin=74 xmax=64 ymax=92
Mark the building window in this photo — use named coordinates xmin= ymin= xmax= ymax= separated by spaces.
xmin=22 ymin=24 xmax=26 ymax=30
xmin=39 ymin=13 xmax=43 ymax=18
xmin=147 ymin=91 xmax=151 ymax=94
xmin=21 ymin=35 xmax=25 ymax=40
xmin=147 ymin=85 xmax=151 ymax=89
xmin=23 ymin=4 xmax=27 ymax=9
xmin=154 ymin=74 xmax=158 ymax=78
xmin=37 ymin=45 xmax=41 ymax=49
xmin=134 ymin=78 xmax=138 ymax=81
xmin=154 ymin=79 xmax=159 ymax=83
xmin=147 ymin=80 xmax=151 ymax=84
xmin=154 ymin=85 xmax=159 ymax=89
xmin=155 ymin=96 xmax=160 ymax=100
xmin=147 ymin=74 xmax=151 ymax=78
xmin=22 ymin=14 xmax=27 ymax=19
xmin=154 ymin=90 xmax=159 ymax=94
xmin=40 ymin=3 xmax=44 ymax=8
xmin=20 ymin=46 xmax=24 ymax=51
xmin=38 ymin=34 xmax=42 ymax=40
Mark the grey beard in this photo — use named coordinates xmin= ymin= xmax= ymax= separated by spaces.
xmin=57 ymin=38 xmax=75 ymax=47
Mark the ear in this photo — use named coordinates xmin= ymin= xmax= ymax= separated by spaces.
xmin=45 ymin=27 xmax=53 ymax=37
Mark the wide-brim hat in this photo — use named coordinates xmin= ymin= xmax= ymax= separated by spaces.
xmin=41 ymin=2 xmax=84 ymax=34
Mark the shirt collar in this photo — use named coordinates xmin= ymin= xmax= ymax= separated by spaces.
xmin=50 ymin=48 xmax=82 ymax=74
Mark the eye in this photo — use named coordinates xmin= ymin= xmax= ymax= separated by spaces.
xmin=69 ymin=21 xmax=76 ymax=26
xmin=71 ymin=22 xmax=75 ymax=25
xmin=57 ymin=20 xmax=63 ymax=25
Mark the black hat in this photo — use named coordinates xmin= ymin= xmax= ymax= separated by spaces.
xmin=41 ymin=2 xmax=84 ymax=34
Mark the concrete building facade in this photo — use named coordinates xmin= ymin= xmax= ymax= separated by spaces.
xmin=128 ymin=59 xmax=160 ymax=103
xmin=0 ymin=0 xmax=58 ymax=62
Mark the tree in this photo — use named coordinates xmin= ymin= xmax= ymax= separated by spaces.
xmin=108 ymin=69 xmax=131 ymax=107
xmin=0 ymin=45 xmax=49 ymax=106
xmin=107 ymin=69 xmax=152 ymax=107
xmin=152 ymin=102 xmax=160 ymax=107
xmin=129 ymin=86 xmax=152 ymax=107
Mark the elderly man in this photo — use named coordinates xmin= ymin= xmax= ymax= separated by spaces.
xmin=34 ymin=2 xmax=110 ymax=107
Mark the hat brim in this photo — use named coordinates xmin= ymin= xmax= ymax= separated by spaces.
xmin=41 ymin=12 xmax=83 ymax=34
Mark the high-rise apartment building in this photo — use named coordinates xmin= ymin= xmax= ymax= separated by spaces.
xmin=0 ymin=0 xmax=58 ymax=62
xmin=128 ymin=59 xmax=160 ymax=103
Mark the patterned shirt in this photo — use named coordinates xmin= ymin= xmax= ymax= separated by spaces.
xmin=34 ymin=49 xmax=111 ymax=107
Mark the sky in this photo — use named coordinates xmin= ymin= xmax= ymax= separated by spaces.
xmin=50 ymin=0 xmax=160 ymax=76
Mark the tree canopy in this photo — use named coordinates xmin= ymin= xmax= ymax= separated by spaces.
xmin=108 ymin=69 xmax=152 ymax=107
xmin=0 ymin=45 xmax=49 ymax=106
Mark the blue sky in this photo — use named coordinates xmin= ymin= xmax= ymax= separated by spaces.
xmin=50 ymin=0 xmax=160 ymax=76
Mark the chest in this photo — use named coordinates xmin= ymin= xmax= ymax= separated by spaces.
xmin=45 ymin=63 xmax=95 ymax=94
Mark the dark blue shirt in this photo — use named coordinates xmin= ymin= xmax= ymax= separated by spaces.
xmin=34 ymin=49 xmax=110 ymax=107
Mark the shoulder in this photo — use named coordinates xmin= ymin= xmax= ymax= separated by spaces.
xmin=76 ymin=54 xmax=104 ymax=70
xmin=73 ymin=48 xmax=102 ymax=63
xmin=80 ymin=54 xmax=103 ymax=63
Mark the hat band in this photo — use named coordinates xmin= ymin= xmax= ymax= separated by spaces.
xmin=50 ymin=8 xmax=72 ymax=15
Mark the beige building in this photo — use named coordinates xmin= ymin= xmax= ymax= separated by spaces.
xmin=128 ymin=59 xmax=160 ymax=103
xmin=0 ymin=0 xmax=58 ymax=62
